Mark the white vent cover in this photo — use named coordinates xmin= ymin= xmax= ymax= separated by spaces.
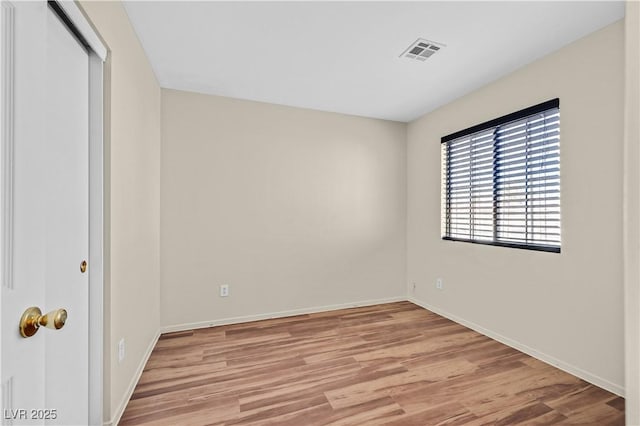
xmin=400 ymin=38 xmax=444 ymax=61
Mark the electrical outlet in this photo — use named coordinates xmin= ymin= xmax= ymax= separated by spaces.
xmin=220 ymin=284 xmax=229 ymax=297
xmin=436 ymin=278 xmax=443 ymax=290
xmin=118 ymin=338 xmax=125 ymax=363
xmin=412 ymin=282 xmax=416 ymax=293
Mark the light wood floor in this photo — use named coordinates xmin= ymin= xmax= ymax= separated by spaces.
xmin=120 ymin=302 xmax=624 ymax=425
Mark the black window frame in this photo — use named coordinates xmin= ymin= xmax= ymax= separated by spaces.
xmin=441 ymin=98 xmax=561 ymax=253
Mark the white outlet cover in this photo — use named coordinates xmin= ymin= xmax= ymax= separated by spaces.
xmin=118 ymin=338 xmax=125 ymax=363
xmin=220 ymin=284 xmax=229 ymax=297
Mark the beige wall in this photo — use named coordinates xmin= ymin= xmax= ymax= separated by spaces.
xmin=79 ymin=2 xmax=161 ymax=424
xmin=160 ymin=89 xmax=406 ymax=328
xmin=624 ymin=1 xmax=640 ymax=422
xmin=407 ymin=21 xmax=625 ymax=393
xmin=76 ymin=2 xmax=632 ymax=421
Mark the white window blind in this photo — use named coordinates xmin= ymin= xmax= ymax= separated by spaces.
xmin=441 ymin=99 xmax=561 ymax=252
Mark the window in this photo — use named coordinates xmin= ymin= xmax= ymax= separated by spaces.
xmin=441 ymin=99 xmax=560 ymax=253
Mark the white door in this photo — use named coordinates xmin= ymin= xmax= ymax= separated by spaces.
xmin=1 ymin=2 xmax=90 ymax=425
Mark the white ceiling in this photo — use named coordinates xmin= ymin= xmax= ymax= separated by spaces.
xmin=123 ymin=1 xmax=624 ymax=122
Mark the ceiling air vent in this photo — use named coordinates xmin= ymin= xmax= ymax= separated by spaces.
xmin=400 ymin=38 xmax=444 ymax=61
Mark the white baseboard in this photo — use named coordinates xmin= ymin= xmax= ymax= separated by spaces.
xmin=408 ymin=296 xmax=624 ymax=397
xmin=105 ymin=329 xmax=161 ymax=426
xmin=161 ymin=296 xmax=406 ymax=334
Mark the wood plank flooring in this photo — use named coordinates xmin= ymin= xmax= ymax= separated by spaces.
xmin=119 ymin=302 xmax=624 ymax=425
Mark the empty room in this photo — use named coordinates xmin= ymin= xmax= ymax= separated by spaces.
xmin=1 ymin=0 xmax=639 ymax=425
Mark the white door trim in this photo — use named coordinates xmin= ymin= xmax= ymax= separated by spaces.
xmin=1 ymin=1 xmax=15 ymax=292
xmin=88 ymin=52 xmax=105 ymax=426
xmin=0 ymin=0 xmax=16 ymax=419
xmin=55 ymin=1 xmax=106 ymax=61
xmin=0 ymin=1 xmax=106 ymax=424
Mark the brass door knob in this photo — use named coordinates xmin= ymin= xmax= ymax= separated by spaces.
xmin=19 ymin=307 xmax=67 ymax=338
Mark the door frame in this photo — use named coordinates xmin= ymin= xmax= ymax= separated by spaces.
xmin=0 ymin=1 xmax=107 ymax=424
